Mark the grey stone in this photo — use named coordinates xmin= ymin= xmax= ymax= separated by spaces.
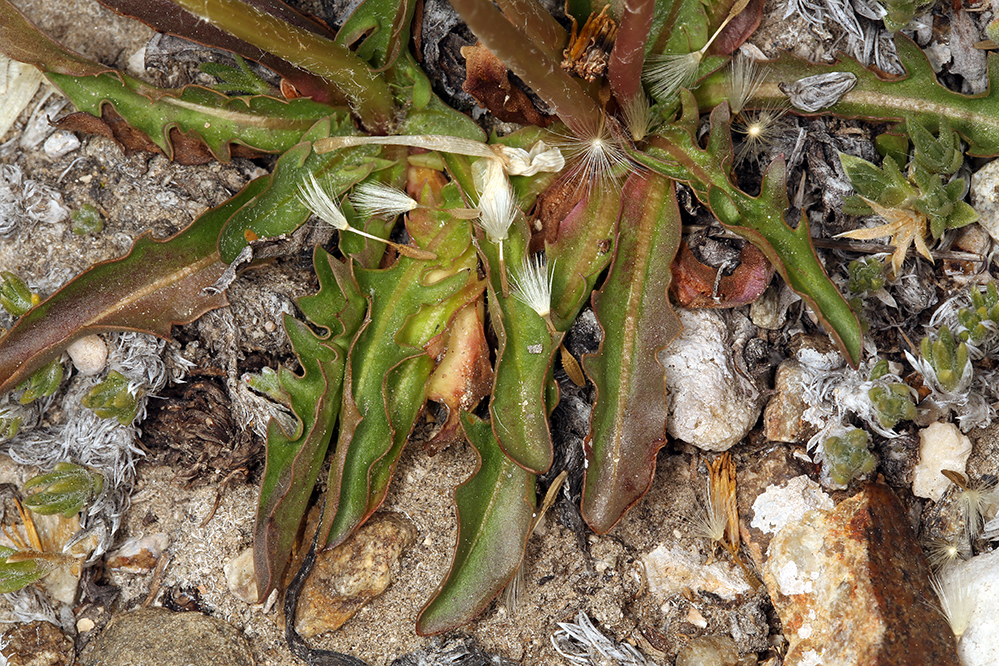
xmin=80 ymin=608 xmax=253 ymax=666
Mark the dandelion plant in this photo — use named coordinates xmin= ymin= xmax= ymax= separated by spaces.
xmin=3 ymin=0 xmax=998 ymax=652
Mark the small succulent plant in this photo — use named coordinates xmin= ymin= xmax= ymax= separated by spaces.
xmin=822 ymin=428 xmax=877 ymax=487
xmin=22 ymin=462 xmax=105 ymax=518
xmin=918 ymin=325 xmax=972 ymax=396
xmin=80 ymin=370 xmax=140 ymax=425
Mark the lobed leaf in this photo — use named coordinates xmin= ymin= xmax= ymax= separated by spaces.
xmin=48 ymin=71 xmax=345 ymax=163
xmin=632 ymin=94 xmax=863 ymax=366
xmin=320 ymin=174 xmax=480 ymax=549
xmin=695 ymin=34 xmax=999 ymax=157
xmin=254 ymin=248 xmax=365 ymax=599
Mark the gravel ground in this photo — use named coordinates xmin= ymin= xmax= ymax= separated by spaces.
xmin=1 ymin=0 xmax=998 ymax=665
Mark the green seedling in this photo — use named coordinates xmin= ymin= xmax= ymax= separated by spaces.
xmin=22 ymin=462 xmax=104 ymax=518
xmin=70 ymin=204 xmax=103 ymax=235
xmin=847 ymin=257 xmax=887 ymax=294
xmin=17 ymin=357 xmax=63 ymax=405
xmin=868 ymin=383 xmax=917 ymax=430
xmin=81 ymin=370 xmax=140 ymax=425
xmin=823 ymin=428 xmax=877 ymax=486
xmin=0 ymin=271 xmax=36 ymax=317
xmin=838 ymin=148 xmax=977 ymax=274
xmin=957 ymin=282 xmax=999 ymax=346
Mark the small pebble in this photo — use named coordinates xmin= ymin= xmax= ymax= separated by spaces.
xmin=43 ymin=130 xmax=80 ymax=159
xmin=224 ymin=547 xmax=258 ymax=604
xmin=106 ymin=533 xmax=169 ymax=573
xmin=66 ymin=335 xmax=108 ymax=376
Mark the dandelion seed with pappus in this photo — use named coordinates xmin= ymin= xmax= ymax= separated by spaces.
xmin=510 ymin=254 xmax=556 ymax=335
xmin=930 ymin=569 xmax=976 ymax=639
xmin=298 ymin=174 xmax=436 ymax=261
xmin=473 ymin=158 xmax=517 ymax=296
xmin=644 ymin=0 xmax=752 ymax=101
xmin=350 ymin=181 xmax=420 ymax=219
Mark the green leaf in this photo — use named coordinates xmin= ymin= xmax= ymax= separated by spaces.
xmin=254 ymin=248 xmax=365 ymax=600
xmin=23 ymin=462 xmax=104 ymax=518
xmin=48 ymin=71 xmax=343 ymax=163
xmin=0 ymin=271 xmax=34 ymax=317
xmin=545 ymin=183 xmax=622 ymax=332
xmin=216 ymin=119 xmax=381 ymax=263
xmin=416 ymin=412 xmax=535 ymax=636
xmin=320 ymin=181 xmax=479 ymax=549
xmin=481 ymin=216 xmax=558 ymax=474
xmin=581 ymin=172 xmax=681 ymax=534
xmin=0 ymin=547 xmax=48 ymax=594
xmin=634 ymin=95 xmax=863 ymax=366
xmin=695 ymin=34 xmax=999 ymax=158
xmin=335 ymin=0 xmax=416 ymax=69
xmin=0 ymin=177 xmax=256 ymax=395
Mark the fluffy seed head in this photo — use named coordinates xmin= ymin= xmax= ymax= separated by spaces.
xmin=298 ymin=174 xmax=349 ymax=230
xmin=621 ymin=93 xmax=659 ymax=142
xmin=557 ymin=117 xmax=630 ymax=190
xmin=924 ymin=538 xmax=969 ymax=571
xmin=930 ymin=569 xmax=976 ymax=639
xmin=510 ymin=254 xmax=554 ymax=319
xmin=733 ymin=106 xmax=790 ymax=166
xmin=643 ymin=51 xmax=703 ymax=101
xmin=351 ymin=181 xmax=419 ymax=219
xmin=472 ymin=158 xmax=516 ymax=243
xmin=728 ymin=52 xmax=767 ymax=116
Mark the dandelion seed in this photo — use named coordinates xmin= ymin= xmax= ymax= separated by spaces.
xmin=924 ymin=537 xmax=969 ymax=571
xmin=644 ymin=0 xmax=752 ymax=101
xmin=728 ymin=52 xmax=767 ymax=116
xmin=733 ymin=106 xmax=790 ymax=166
xmin=942 ymin=470 xmax=997 ymax=540
xmin=556 ymin=116 xmax=631 ymax=191
xmin=473 ymin=158 xmax=517 ymax=295
xmin=298 ymin=174 xmax=436 ymax=261
xmin=620 ymin=92 xmax=659 ymax=142
xmin=510 ymin=254 xmax=556 ymax=335
xmin=351 ymin=181 xmax=419 ymax=219
xmin=643 ymin=51 xmax=703 ymax=101
xmin=930 ymin=569 xmax=976 ymax=639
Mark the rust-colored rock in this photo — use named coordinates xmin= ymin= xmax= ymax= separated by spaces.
xmin=764 ymin=484 xmax=960 ymax=666
xmin=0 ymin=621 xmax=74 ymax=666
xmin=296 ymin=512 xmax=417 ymax=638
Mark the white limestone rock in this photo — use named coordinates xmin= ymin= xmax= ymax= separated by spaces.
xmin=751 ymin=475 xmax=835 ymax=537
xmin=660 ymin=309 xmax=763 ymax=451
xmin=912 ymin=422 xmax=972 ymax=500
